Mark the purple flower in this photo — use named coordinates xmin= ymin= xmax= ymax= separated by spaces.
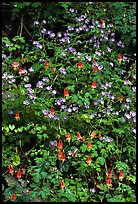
xmin=125 ymin=113 xmax=131 ymax=119
xmin=27 ymin=88 xmax=34 ymax=94
xmin=46 ymin=86 xmax=52 ymax=91
xmin=61 ymin=105 xmax=67 ymax=110
xmin=23 ymin=100 xmax=30 ymax=105
xmin=85 ymin=56 xmax=91 ymax=61
xmin=34 ymin=20 xmax=39 ymax=25
xmin=106 ymin=137 xmax=113 ymax=142
xmin=42 ymin=77 xmax=49 ymax=82
xmin=49 ymin=33 xmax=55 ymax=38
xmin=131 ymin=128 xmax=136 ymax=134
xmin=33 ymin=41 xmax=42 ymax=49
xmin=59 ymin=67 xmax=67 ymax=74
xmin=24 ymin=84 xmax=31 ymax=88
xmin=133 ymin=117 xmax=136 ymax=123
xmin=51 ymin=90 xmax=57 ymax=95
xmin=57 ymin=32 xmax=62 ymax=38
xmin=126 ymin=98 xmax=132 ymax=103
xmin=93 ymin=101 xmax=98 ymax=106
xmin=62 ymin=116 xmax=68 ymax=121
xmin=60 ymin=98 xmax=66 ymax=103
xmin=98 ymin=65 xmax=103 ymax=70
xmin=130 ymin=111 xmax=136 ymax=117
xmin=68 ymin=150 xmax=73 ymax=156
xmin=54 ymin=116 xmax=60 ymax=120
xmin=60 ymin=51 xmax=66 ymax=56
xmin=43 ymin=20 xmax=46 ymax=24
xmin=67 ymin=108 xmax=72 ymax=113
xmin=6 ymin=43 xmax=10 ymax=48
xmin=132 ymin=86 xmax=136 ymax=92
xmin=41 ymin=28 xmax=47 ymax=34
xmin=49 ymin=141 xmax=55 ymax=146
xmin=42 ymin=110 xmax=49 ymax=115
xmin=28 ymin=67 xmax=34 ymax=72
xmin=84 ymin=103 xmax=89 ymax=109
xmin=72 ymin=107 xmax=78 ymax=112
xmin=124 ymin=104 xmax=130 ymax=109
xmin=23 ymin=76 xmax=29 ymax=82
xmin=22 ymin=69 xmax=28 ymax=75
xmin=48 ymin=113 xmax=54 ymax=118
xmin=36 ymin=81 xmax=44 ymax=89
xmin=107 ymin=47 xmax=112 ymax=53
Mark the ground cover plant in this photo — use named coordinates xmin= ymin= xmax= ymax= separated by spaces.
xmin=2 ymin=2 xmax=136 ymax=202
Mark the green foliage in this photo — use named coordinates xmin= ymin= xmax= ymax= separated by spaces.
xmin=2 ymin=2 xmax=136 ymax=202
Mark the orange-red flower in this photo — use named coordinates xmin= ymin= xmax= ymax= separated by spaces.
xmin=64 ymin=89 xmax=69 ymax=97
xmin=16 ymin=169 xmax=22 ymax=180
xmin=72 ymin=149 xmax=77 ymax=158
xmin=22 ymin=58 xmax=26 ymax=63
xmin=81 ymin=136 xmax=85 ymax=142
xmin=87 ymin=140 xmax=92 ymax=149
xmin=60 ymin=180 xmax=65 ymax=189
xmin=119 ymin=170 xmax=124 ymax=181
xmin=19 ymin=67 xmax=23 ymax=75
xmin=53 ymin=67 xmax=56 ymax=72
xmin=90 ymin=131 xmax=96 ymax=139
xmin=93 ymin=58 xmax=97 ymax=62
xmin=118 ymin=54 xmax=122 ymax=63
xmin=91 ymin=81 xmax=97 ymax=88
xmin=98 ymin=132 xmax=102 ymax=138
xmin=15 ymin=113 xmax=20 ymax=121
xmin=58 ymin=140 xmax=63 ymax=150
xmin=106 ymin=177 xmax=112 ymax=187
xmin=100 ymin=19 xmax=105 ymax=28
xmin=13 ymin=60 xmax=19 ymax=70
xmin=12 ymin=193 xmax=17 ymax=200
xmin=50 ymin=108 xmax=55 ymax=115
xmin=78 ymin=61 xmax=83 ymax=69
xmin=9 ymin=165 xmax=14 ymax=175
xmin=44 ymin=60 xmax=50 ymax=69
xmin=60 ymin=153 xmax=66 ymax=162
xmin=76 ymin=132 xmax=81 ymax=141
xmin=94 ymin=66 xmax=98 ymax=73
xmin=66 ymin=132 xmax=71 ymax=143
xmin=120 ymin=94 xmax=123 ymax=101
xmin=86 ymin=155 xmax=92 ymax=164
xmin=58 ymin=151 xmax=63 ymax=160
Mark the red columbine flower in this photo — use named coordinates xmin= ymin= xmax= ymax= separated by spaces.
xmin=16 ymin=169 xmax=22 ymax=180
xmin=15 ymin=113 xmax=20 ymax=121
xmin=61 ymin=153 xmax=66 ymax=162
xmin=78 ymin=61 xmax=83 ymax=69
xmin=90 ymin=131 xmax=96 ymax=139
xmin=44 ymin=60 xmax=49 ymax=69
xmin=50 ymin=108 xmax=55 ymax=115
xmin=13 ymin=60 xmax=19 ymax=70
xmin=60 ymin=180 xmax=65 ymax=189
xmin=100 ymin=19 xmax=105 ymax=28
xmin=58 ymin=151 xmax=63 ymax=160
xmin=87 ymin=140 xmax=92 ymax=149
xmin=81 ymin=136 xmax=85 ymax=142
xmin=119 ymin=170 xmax=124 ymax=181
xmin=118 ymin=54 xmax=122 ymax=63
xmin=98 ymin=132 xmax=102 ymax=138
xmin=64 ymin=88 xmax=69 ymax=97
xmin=76 ymin=132 xmax=81 ymax=141
xmin=9 ymin=165 xmax=14 ymax=175
xmin=106 ymin=177 xmax=112 ymax=187
xmin=19 ymin=67 xmax=23 ymax=75
xmin=119 ymin=94 xmax=123 ymax=101
xmin=53 ymin=67 xmax=56 ymax=72
xmin=94 ymin=66 xmax=98 ymax=73
xmin=58 ymin=140 xmax=63 ymax=151
xmin=66 ymin=132 xmax=71 ymax=143
xmin=86 ymin=155 xmax=92 ymax=164
xmin=108 ymin=168 xmax=112 ymax=178
xmin=12 ymin=193 xmax=17 ymax=200
xmin=72 ymin=149 xmax=77 ymax=158
xmin=91 ymin=81 xmax=97 ymax=88
xmin=93 ymin=58 xmax=97 ymax=62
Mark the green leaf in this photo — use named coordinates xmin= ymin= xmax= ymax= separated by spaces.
xmin=9 ymin=124 xmax=15 ymax=130
xmin=96 ymin=157 xmax=106 ymax=165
